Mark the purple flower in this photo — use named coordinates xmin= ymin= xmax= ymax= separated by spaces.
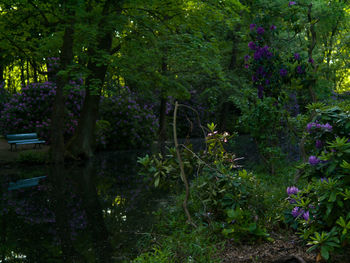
xmin=287 ymin=186 xmax=300 ymax=196
xmin=297 ymin=65 xmax=304 ymax=74
xmin=302 ymin=211 xmax=310 ymax=221
xmin=294 ymin=53 xmax=300 ymax=60
xmin=289 ymin=1 xmax=296 ymax=6
xmin=257 ymin=26 xmax=265 ymax=35
xmin=244 ymin=64 xmax=249 ymax=69
xmin=309 ymin=155 xmax=320 ymax=165
xmin=280 ymin=68 xmax=288 ymax=77
xmin=322 ymin=123 xmax=332 ymax=131
xmin=244 ymin=55 xmax=251 ymax=61
xmin=315 ymin=140 xmax=323 ymax=149
xmin=248 ymin=41 xmax=257 ymax=50
xmin=257 ymin=66 xmax=265 ymax=75
xmin=270 ymin=25 xmax=277 ymax=30
xmin=250 ymin=24 xmax=256 ymax=30
xmin=308 ymin=58 xmax=314 ymax=64
xmin=254 ymin=50 xmax=262 ymax=60
xmin=291 ymin=207 xmax=302 ymax=218
xmin=320 ymin=177 xmax=328 ymax=183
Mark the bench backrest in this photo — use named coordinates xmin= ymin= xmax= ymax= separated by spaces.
xmin=6 ymin=133 xmax=38 ymax=141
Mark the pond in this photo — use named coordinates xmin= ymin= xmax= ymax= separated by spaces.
xmin=0 ymin=150 xmax=164 ymax=262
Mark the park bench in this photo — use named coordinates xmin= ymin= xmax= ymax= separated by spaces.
xmin=6 ymin=133 xmax=46 ymax=151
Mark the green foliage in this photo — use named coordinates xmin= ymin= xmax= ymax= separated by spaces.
xmin=138 ymin=126 xmax=270 ymax=245
xmin=132 ymin=195 xmax=220 ymax=263
xmin=193 ymin=168 xmax=270 ymax=243
xmin=239 ymin=97 xmax=285 ymax=172
xmin=137 ymin=146 xmax=196 ymax=189
xmin=307 ymin=229 xmax=340 ymax=261
xmin=285 ymin=104 xmax=350 ymax=260
xmin=98 ymin=88 xmax=158 ymax=150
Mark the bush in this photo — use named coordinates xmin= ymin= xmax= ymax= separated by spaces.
xmin=138 ymin=124 xmax=270 ymax=244
xmin=0 ymin=81 xmax=83 ymax=141
xmin=98 ymin=87 xmax=158 ymax=150
xmin=285 ymin=104 xmax=350 ymax=261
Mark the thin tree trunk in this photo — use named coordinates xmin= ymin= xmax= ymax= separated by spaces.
xmin=26 ymin=60 xmax=30 ymax=85
xmin=33 ymin=62 xmax=38 ymax=83
xmin=20 ymin=59 xmax=26 ymax=88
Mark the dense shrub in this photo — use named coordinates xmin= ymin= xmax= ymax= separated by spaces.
xmin=0 ymin=81 xmax=83 ymax=141
xmin=138 ymin=124 xmax=270 ymax=243
xmin=98 ymin=86 xmax=158 ymax=150
xmin=285 ymin=104 xmax=350 ymax=261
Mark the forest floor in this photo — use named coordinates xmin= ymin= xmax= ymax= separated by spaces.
xmin=220 ymin=232 xmax=315 ymax=263
xmin=220 ymin=231 xmax=350 ymax=263
xmin=0 ymin=137 xmax=49 ymax=164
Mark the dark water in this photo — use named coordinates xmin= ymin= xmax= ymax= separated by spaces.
xmin=0 ymin=151 xmax=162 ymax=262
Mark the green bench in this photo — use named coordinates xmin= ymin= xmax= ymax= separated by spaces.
xmin=6 ymin=133 xmax=46 ymax=151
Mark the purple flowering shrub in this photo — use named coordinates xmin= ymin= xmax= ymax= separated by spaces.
xmin=285 ymin=105 xmax=350 ymax=260
xmin=303 ymin=105 xmax=350 ymax=181
xmin=285 ymin=175 xmax=350 ymax=260
xmin=0 ymin=81 xmax=83 ymax=141
xmin=246 ymin=24 xmax=282 ymax=99
xmin=98 ymin=86 xmax=158 ymax=150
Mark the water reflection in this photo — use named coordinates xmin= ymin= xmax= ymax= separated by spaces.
xmin=1 ymin=150 xmax=159 ymax=262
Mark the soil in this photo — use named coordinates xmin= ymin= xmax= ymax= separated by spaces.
xmin=220 ymin=232 xmax=315 ymax=263
xmin=0 ymin=137 xmax=49 ymax=165
xmin=220 ymin=231 xmax=350 ymax=263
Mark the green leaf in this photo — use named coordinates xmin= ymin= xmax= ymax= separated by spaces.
xmin=154 ymin=176 xmax=160 ymax=188
xmin=321 ymin=246 xmax=330 ymax=260
xmin=329 ymin=192 xmax=337 ymax=202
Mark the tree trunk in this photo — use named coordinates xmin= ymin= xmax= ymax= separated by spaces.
xmin=66 ymin=1 xmax=115 ymax=159
xmin=50 ymin=18 xmax=74 ymax=163
xmin=26 ymin=60 xmax=30 ymax=86
xmin=20 ymin=59 xmax=26 ymax=88
xmin=33 ymin=62 xmax=38 ymax=83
